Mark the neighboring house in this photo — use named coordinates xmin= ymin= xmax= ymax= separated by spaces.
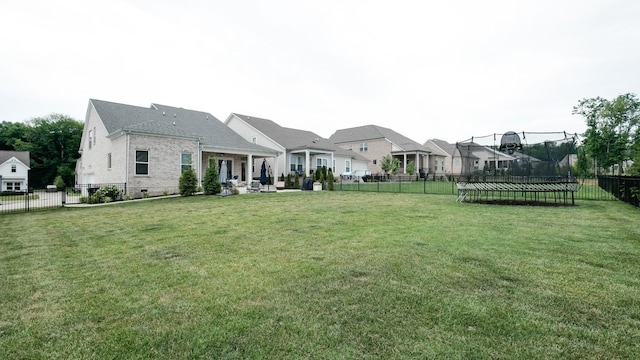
xmin=423 ymin=139 xmax=455 ymax=177
xmin=0 ymin=151 xmax=30 ymax=192
xmin=225 ymin=113 xmax=368 ymax=179
xmin=76 ymin=99 xmax=278 ymax=198
xmin=329 ymin=125 xmax=430 ymax=176
xmin=455 ymin=142 xmax=516 ymax=175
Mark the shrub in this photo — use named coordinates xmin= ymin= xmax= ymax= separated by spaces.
xmin=179 ymin=168 xmax=198 ymax=196
xmin=53 ymin=175 xmax=65 ymax=190
xmin=203 ymin=161 xmax=221 ymax=195
xmin=91 ymin=185 xmax=122 ymax=203
xmin=327 ymin=168 xmax=334 ymax=191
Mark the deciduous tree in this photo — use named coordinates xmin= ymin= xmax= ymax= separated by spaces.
xmin=573 ymin=93 xmax=639 ymax=175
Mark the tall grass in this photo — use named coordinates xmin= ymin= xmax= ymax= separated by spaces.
xmin=1 ymin=192 xmax=638 ymax=359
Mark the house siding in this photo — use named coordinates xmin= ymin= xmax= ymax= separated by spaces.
xmin=336 ymin=138 xmax=390 ymax=175
xmin=226 ymin=115 xmax=286 ymax=179
xmin=77 ymin=104 xmax=113 ymax=185
xmin=0 ymin=156 xmax=29 ymax=192
xmin=127 ymin=134 xmax=200 ymax=197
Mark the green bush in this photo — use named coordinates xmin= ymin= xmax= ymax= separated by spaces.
xmin=179 ymin=168 xmax=198 ymax=196
xmin=53 ymin=175 xmax=65 ymax=190
xmin=91 ymin=185 xmax=122 ymax=203
xmin=203 ymin=161 xmax=221 ymax=195
xmin=327 ymin=168 xmax=334 ymax=191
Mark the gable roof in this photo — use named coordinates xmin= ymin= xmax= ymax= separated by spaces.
xmin=424 ymin=139 xmax=453 ymax=157
xmin=231 ymin=113 xmax=337 ymax=152
xmin=329 ymin=125 xmax=429 ymax=152
xmin=0 ymin=151 xmax=30 ymax=167
xmin=90 ymin=99 xmax=277 ymax=155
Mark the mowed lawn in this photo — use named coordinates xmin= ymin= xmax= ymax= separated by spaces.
xmin=1 ymin=192 xmax=639 ymax=359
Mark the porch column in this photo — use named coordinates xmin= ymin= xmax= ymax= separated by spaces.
xmin=415 ymin=152 xmax=420 ymax=175
xmin=403 ymin=153 xmax=408 ymax=173
xmin=248 ymin=154 xmax=253 ymax=180
xmin=305 ymin=150 xmax=311 ymax=176
xmin=273 ymin=153 xmax=279 ymax=181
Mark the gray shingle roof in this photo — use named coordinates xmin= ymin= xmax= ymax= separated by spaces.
xmin=0 ymin=151 xmax=30 ymax=166
xmin=232 ymin=113 xmax=337 ymax=152
xmin=426 ymin=139 xmax=456 ymax=157
xmin=90 ymin=99 xmax=277 ymax=155
xmin=329 ymin=125 xmax=429 ymax=152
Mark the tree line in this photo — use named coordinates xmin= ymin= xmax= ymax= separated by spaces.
xmin=0 ymin=114 xmax=83 ymax=189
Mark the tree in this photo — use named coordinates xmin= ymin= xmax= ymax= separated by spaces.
xmin=0 ymin=121 xmax=30 ymax=150
xmin=203 ymin=160 xmax=221 ymax=195
xmin=179 ymin=168 xmax=198 ymax=196
xmin=380 ymin=154 xmax=400 ymax=178
xmin=406 ymin=160 xmax=415 ymax=175
xmin=573 ymin=93 xmax=640 ymax=175
xmin=3 ymin=114 xmax=84 ymax=188
xmin=327 ymin=168 xmax=334 ymax=190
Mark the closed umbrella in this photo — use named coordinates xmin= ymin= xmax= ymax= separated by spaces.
xmin=260 ymin=160 xmax=267 ymax=185
xmin=219 ymin=160 xmax=228 ymax=184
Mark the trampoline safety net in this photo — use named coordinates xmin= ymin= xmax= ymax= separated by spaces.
xmin=455 ymin=131 xmax=580 ymax=205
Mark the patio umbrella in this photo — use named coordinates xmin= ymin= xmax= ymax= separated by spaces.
xmin=219 ymin=160 xmax=227 ymax=184
xmin=260 ymin=160 xmax=267 ymax=185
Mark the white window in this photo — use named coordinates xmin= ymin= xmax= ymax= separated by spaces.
xmin=252 ymin=136 xmax=257 ymax=144
xmin=88 ymin=130 xmax=93 ymax=149
xmin=290 ymin=155 xmax=303 ymax=174
xmin=345 ymin=160 xmax=351 ymax=173
xmin=360 ymin=142 xmax=368 ymax=152
xmin=136 ymin=150 xmax=149 ymax=175
xmin=181 ymin=152 xmax=192 ymax=172
xmin=107 ymin=153 xmax=112 ymax=169
xmin=11 ymin=164 xmax=16 ymax=173
xmin=316 ymin=158 xmax=327 ymax=170
xmin=93 ymin=127 xmax=96 ymax=145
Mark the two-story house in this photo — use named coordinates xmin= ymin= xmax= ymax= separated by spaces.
xmin=0 ymin=151 xmax=30 ymax=192
xmin=329 ymin=125 xmax=430 ymax=177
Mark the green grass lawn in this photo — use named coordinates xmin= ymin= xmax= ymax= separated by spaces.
xmin=1 ymin=192 xmax=639 ymax=359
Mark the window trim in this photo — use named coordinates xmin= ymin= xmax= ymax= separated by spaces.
xmin=181 ymin=152 xmax=193 ymax=172
xmin=135 ymin=150 xmax=149 ymax=175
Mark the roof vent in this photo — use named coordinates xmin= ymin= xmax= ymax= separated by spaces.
xmin=162 ymin=111 xmax=165 ymax=116
xmin=173 ymin=114 xmax=176 ymax=117
xmin=173 ymin=121 xmax=176 ymax=126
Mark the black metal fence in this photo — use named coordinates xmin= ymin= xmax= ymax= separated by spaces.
xmin=0 ymin=183 xmax=127 ymax=215
xmin=597 ymin=175 xmax=640 ymax=208
xmin=337 ymin=175 xmax=618 ymax=202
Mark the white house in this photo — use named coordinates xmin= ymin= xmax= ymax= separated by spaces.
xmin=225 ymin=113 xmax=369 ymax=179
xmin=0 ymin=151 xmax=30 ymax=192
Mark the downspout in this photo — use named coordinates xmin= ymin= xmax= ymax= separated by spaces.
xmin=125 ymin=131 xmax=130 ymax=195
xmin=197 ymin=138 xmax=202 ymax=189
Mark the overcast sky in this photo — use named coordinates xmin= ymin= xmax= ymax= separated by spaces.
xmin=1 ymin=0 xmax=638 ymax=143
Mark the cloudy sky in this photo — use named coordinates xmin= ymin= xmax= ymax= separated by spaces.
xmin=1 ymin=0 xmax=638 ymax=143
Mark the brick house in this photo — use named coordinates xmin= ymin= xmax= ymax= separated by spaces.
xmin=75 ymin=99 xmax=278 ymax=198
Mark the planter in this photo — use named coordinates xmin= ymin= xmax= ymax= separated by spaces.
xmin=313 ymin=182 xmax=322 ymax=191
xmin=236 ymin=186 xmax=247 ymax=194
